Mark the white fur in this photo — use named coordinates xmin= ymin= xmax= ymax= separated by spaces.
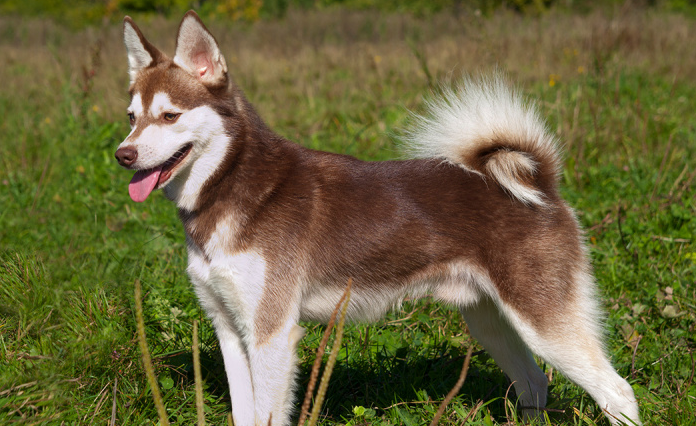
xmin=120 ymin=92 xmax=191 ymax=171
xmin=250 ymin=314 xmax=302 ymax=425
xmin=460 ymin=297 xmax=549 ymax=414
xmin=432 ymin=261 xmax=496 ymax=305
xmin=301 ymin=261 xmax=490 ymax=325
xmin=190 ymin=215 xmax=304 ymax=426
xmin=403 ymin=74 xmax=560 ymax=206
xmin=187 ymin=240 xmax=256 ymax=426
xmin=150 ymin=93 xmax=182 ymax=117
xmin=162 ymin=106 xmax=229 ymax=211
xmin=119 ymin=124 xmax=181 ymax=170
xmin=128 ymin=93 xmax=144 ymax=117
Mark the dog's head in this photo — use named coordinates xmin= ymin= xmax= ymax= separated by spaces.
xmin=115 ymin=11 xmax=230 ymax=204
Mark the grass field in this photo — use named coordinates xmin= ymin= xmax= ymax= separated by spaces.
xmin=1 ymin=5 xmax=695 ymax=425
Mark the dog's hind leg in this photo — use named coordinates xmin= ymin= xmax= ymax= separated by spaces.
xmin=459 ymin=297 xmax=549 ymax=418
xmin=493 ymin=271 xmax=641 ymax=425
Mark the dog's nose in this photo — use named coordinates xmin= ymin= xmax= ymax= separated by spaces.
xmin=115 ymin=146 xmax=138 ymax=167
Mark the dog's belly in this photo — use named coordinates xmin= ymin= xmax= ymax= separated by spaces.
xmin=299 ymin=280 xmax=415 ymax=323
xmin=299 ymin=261 xmax=488 ymax=324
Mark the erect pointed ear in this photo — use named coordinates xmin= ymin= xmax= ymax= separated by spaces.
xmin=123 ymin=16 xmax=165 ymax=84
xmin=173 ymin=10 xmax=228 ymax=88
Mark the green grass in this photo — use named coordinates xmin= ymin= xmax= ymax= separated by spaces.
xmin=1 ymin=6 xmax=696 ymax=425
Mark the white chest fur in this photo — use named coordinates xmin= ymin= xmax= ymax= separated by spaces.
xmin=186 ymin=233 xmax=268 ymax=348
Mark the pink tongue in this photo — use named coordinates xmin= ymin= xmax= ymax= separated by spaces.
xmin=128 ymin=167 xmax=162 ymax=202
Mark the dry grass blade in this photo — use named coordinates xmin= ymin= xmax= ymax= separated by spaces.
xmin=459 ymin=400 xmax=484 ymax=424
xmin=297 ymin=278 xmax=353 ymax=425
xmin=429 ymin=346 xmax=474 ymax=426
xmin=307 ymin=279 xmax=352 ymax=426
xmin=110 ymin=378 xmax=118 ymax=426
xmin=193 ymin=320 xmax=205 ymax=426
xmin=134 ymin=279 xmax=170 ymax=426
xmin=87 ymin=383 xmax=110 ymax=425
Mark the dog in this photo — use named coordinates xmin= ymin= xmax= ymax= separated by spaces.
xmin=115 ymin=11 xmax=641 ymax=426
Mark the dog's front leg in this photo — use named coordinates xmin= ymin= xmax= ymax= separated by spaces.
xmin=194 ymin=280 xmax=256 ymax=426
xmin=198 ymin=251 xmax=304 ymax=426
xmin=190 ymin=252 xmax=257 ymax=426
xmin=216 ymin=324 xmax=256 ymax=426
xmin=248 ymin=308 xmax=304 ymax=426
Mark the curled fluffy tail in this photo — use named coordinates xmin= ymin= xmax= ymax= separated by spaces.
xmin=403 ymin=74 xmax=561 ymax=206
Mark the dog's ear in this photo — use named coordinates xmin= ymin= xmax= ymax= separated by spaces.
xmin=123 ymin=16 xmax=165 ymax=84
xmin=173 ymin=10 xmax=228 ymax=88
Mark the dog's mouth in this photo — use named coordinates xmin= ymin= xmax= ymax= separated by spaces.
xmin=128 ymin=143 xmax=193 ymax=203
xmin=157 ymin=143 xmax=193 ymax=187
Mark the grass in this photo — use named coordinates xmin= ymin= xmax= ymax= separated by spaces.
xmin=1 ymin=5 xmax=695 ymax=425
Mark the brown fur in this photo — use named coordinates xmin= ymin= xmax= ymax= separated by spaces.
xmin=174 ymin=105 xmax=584 ymax=336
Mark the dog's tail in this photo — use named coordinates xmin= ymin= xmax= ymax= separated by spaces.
xmin=403 ymin=74 xmax=561 ymax=207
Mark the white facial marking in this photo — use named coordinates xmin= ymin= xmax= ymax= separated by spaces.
xmin=150 ymin=92 xmax=180 ymax=117
xmin=161 ymin=106 xmax=229 ymax=211
xmin=129 ymin=93 xmax=144 ymax=117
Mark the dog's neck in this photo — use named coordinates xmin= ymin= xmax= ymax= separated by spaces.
xmin=173 ymin=92 xmax=295 ymax=255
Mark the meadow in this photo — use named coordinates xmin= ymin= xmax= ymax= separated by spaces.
xmin=1 ymin=4 xmax=695 ymax=425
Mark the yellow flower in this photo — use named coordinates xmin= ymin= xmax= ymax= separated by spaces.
xmin=549 ymin=74 xmax=560 ymax=87
xmin=578 ymin=66 xmax=586 ymax=74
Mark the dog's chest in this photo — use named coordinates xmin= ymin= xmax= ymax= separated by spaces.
xmin=184 ymin=217 xmax=269 ymax=337
xmin=182 ymin=211 xmax=246 ymax=284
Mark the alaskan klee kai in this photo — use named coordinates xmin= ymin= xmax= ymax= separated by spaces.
xmin=115 ymin=11 xmax=641 ymax=426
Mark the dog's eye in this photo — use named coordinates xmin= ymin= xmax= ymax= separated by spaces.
xmin=127 ymin=112 xmax=135 ymax=125
xmin=163 ymin=112 xmax=180 ymax=122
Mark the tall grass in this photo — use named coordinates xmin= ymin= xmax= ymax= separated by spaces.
xmin=1 ymin=5 xmax=695 ymax=425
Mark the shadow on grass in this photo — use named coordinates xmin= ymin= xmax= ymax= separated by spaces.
xmin=303 ymin=351 xmax=507 ymax=421
xmin=158 ymin=342 xmax=586 ymax=424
